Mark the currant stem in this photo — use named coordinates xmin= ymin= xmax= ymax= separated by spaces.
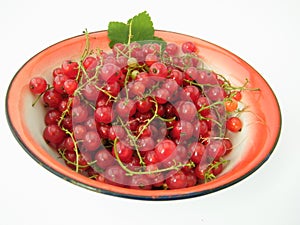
xmin=31 ymin=85 xmax=52 ymax=107
xmin=58 ymin=97 xmax=73 ymax=127
xmin=127 ymin=19 xmax=133 ymax=47
xmin=61 ymin=127 xmax=80 ymax=173
xmin=113 ymin=138 xmax=195 ymax=176
xmin=135 ymin=99 xmax=158 ymax=140
xmin=204 ymin=158 xmax=229 ymax=183
xmin=117 ymin=116 xmax=145 ymax=167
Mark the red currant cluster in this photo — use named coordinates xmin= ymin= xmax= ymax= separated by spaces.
xmin=29 ymin=35 xmax=247 ymax=190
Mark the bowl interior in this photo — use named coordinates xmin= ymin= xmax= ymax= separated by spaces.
xmin=6 ymin=30 xmax=281 ymax=200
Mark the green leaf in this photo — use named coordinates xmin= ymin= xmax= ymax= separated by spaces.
xmin=107 ymin=11 xmax=165 ymax=48
xmin=108 ymin=21 xmax=129 ymax=48
xmin=129 ymin=11 xmax=154 ymax=42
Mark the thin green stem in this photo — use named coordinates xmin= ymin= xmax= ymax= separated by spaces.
xmin=113 ymin=138 xmax=195 ymax=176
xmin=135 ymin=99 xmax=158 ymax=140
xmin=127 ymin=20 xmax=133 ymax=46
xmin=61 ymin=127 xmax=80 ymax=173
xmin=58 ymin=97 xmax=73 ymax=127
xmin=117 ymin=117 xmax=145 ymax=167
xmin=31 ymin=85 xmax=52 ymax=107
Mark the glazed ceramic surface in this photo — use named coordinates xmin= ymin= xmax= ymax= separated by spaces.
xmin=6 ymin=30 xmax=281 ymax=200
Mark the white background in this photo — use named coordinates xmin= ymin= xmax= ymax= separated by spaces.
xmin=1 ymin=0 xmax=299 ymax=224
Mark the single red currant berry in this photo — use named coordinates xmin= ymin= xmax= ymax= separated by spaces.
xmin=44 ymin=109 xmax=61 ymax=125
xmin=154 ymin=139 xmax=176 ymax=162
xmin=226 ymin=117 xmax=243 ymax=132
xmin=52 ymin=67 xmax=64 ymax=78
xmin=61 ymin=60 xmax=79 ymax=79
xmin=206 ymin=140 xmax=226 ymax=160
xmin=149 ymin=62 xmax=168 ymax=78
xmin=42 ymin=89 xmax=63 ymax=108
xmin=100 ymin=63 xmax=122 ymax=83
xmin=189 ymin=142 xmax=206 ymax=164
xmin=181 ymin=41 xmax=197 ymax=53
xmin=165 ymin=43 xmax=179 ymax=56
xmin=233 ymin=91 xmax=242 ymax=101
xmin=73 ymin=124 xmax=87 ymax=140
xmin=144 ymin=150 xmax=159 ymax=165
xmin=95 ymin=149 xmax=115 ymax=169
xmin=83 ymin=56 xmax=98 ymax=71
xmin=115 ymin=99 xmax=136 ymax=119
xmin=224 ymin=99 xmax=238 ymax=112
xmin=94 ymin=106 xmax=113 ymax=124
xmin=72 ymin=105 xmax=89 ymax=123
xmin=165 ymin=170 xmax=187 ymax=189
xmin=153 ymin=88 xmax=170 ymax=104
xmin=63 ymin=79 xmax=78 ymax=95
xmin=194 ymin=164 xmax=208 ymax=181
xmin=43 ymin=124 xmax=65 ymax=145
xmin=104 ymin=165 xmax=127 ymax=187
xmin=112 ymin=141 xmax=133 ymax=163
xmin=211 ymin=161 xmax=224 ymax=176
xmin=169 ymin=69 xmax=184 ymax=86
xmin=29 ymin=77 xmax=47 ymax=94
xmin=83 ymin=131 xmax=101 ymax=151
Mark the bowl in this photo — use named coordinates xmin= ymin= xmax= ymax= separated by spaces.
xmin=6 ymin=30 xmax=281 ymax=200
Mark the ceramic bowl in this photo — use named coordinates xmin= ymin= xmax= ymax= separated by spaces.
xmin=6 ymin=30 xmax=281 ymax=200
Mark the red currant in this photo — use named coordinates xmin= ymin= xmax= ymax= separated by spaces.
xmin=226 ymin=117 xmax=243 ymax=132
xmin=29 ymin=77 xmax=47 ymax=94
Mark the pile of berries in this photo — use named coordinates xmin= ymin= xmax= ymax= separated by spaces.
xmin=29 ymin=34 xmax=246 ymax=190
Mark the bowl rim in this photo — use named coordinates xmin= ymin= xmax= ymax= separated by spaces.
xmin=5 ymin=30 xmax=282 ymax=200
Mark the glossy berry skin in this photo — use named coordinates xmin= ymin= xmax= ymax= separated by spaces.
xmin=61 ymin=60 xmax=79 ymax=79
xmin=43 ymin=124 xmax=65 ymax=145
xmin=42 ymin=89 xmax=63 ymax=108
xmin=136 ymin=97 xmax=153 ymax=113
xmin=104 ymin=165 xmax=127 ymax=187
xmin=53 ymin=74 xmax=68 ymax=94
xmin=181 ymin=41 xmax=197 ymax=53
xmin=194 ymin=163 xmax=208 ymax=181
xmin=29 ymin=77 xmax=48 ymax=94
xmin=145 ymin=54 xmax=158 ymax=66
xmin=63 ymin=79 xmax=78 ymax=95
xmin=170 ymin=69 xmax=184 ymax=86
xmin=153 ymin=88 xmax=170 ymax=105
xmin=226 ymin=117 xmax=243 ymax=132
xmin=94 ymin=106 xmax=113 ymax=124
xmin=224 ymin=99 xmax=238 ymax=112
xmin=189 ymin=142 xmax=206 ymax=164
xmin=44 ymin=109 xmax=61 ymax=125
xmin=83 ymin=131 xmax=101 ymax=151
xmin=112 ymin=141 xmax=133 ymax=163
xmin=177 ymin=101 xmax=197 ymax=121
xmin=165 ymin=171 xmax=187 ymax=189
xmin=115 ymin=99 xmax=136 ymax=118
xmin=154 ymin=139 xmax=176 ymax=162
xmin=149 ymin=62 xmax=168 ymax=78
xmin=95 ymin=149 xmax=115 ymax=169
xmin=100 ymin=63 xmax=122 ymax=83
xmin=83 ymin=56 xmax=98 ymax=71
xmin=165 ymin=43 xmax=179 ymax=56
xmin=233 ymin=91 xmax=242 ymax=101
xmin=206 ymin=141 xmax=226 ymax=160
xmin=72 ymin=105 xmax=89 ymax=123
xmin=52 ymin=67 xmax=64 ymax=78
xmin=170 ymin=120 xmax=194 ymax=141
